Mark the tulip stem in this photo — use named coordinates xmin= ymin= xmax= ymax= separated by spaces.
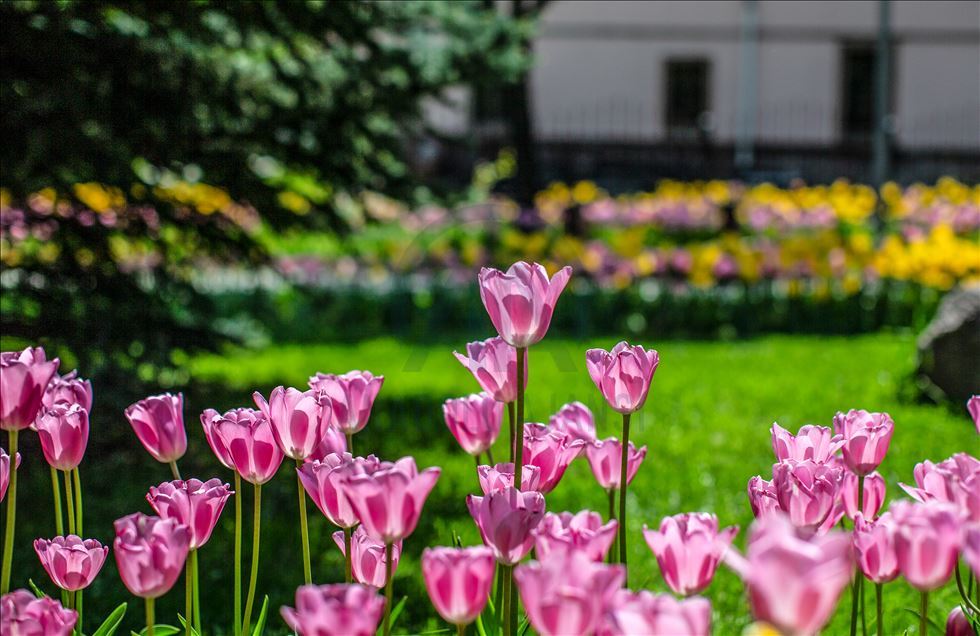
xmin=296 ymin=459 xmax=312 ymax=585
xmin=383 ymin=542 xmax=394 ymax=636
xmin=513 ymin=347 xmax=526 ymax=491
xmin=607 ymin=488 xmax=617 ymax=564
xmin=169 ymin=461 xmax=182 ymax=481
xmin=919 ymin=591 xmax=927 ymax=636
xmin=185 ymin=558 xmax=193 ymax=636
xmin=954 ymin=566 xmax=980 ymax=616
xmin=618 ymin=412 xmax=631 ymax=574
xmin=508 ymin=563 xmax=518 ymax=636
xmin=344 ymin=527 xmax=353 ymax=584
xmin=457 ymin=623 xmax=465 ymax=636
xmin=486 ymin=446 xmax=495 ymax=465
xmin=875 ymin=583 xmax=883 ymax=636
xmin=242 ymin=484 xmax=262 ymax=635
xmin=501 ymin=565 xmax=511 ymax=636
xmin=191 ymin=549 xmax=201 ymax=635
xmin=234 ymin=473 xmax=242 ymax=636
xmin=50 ymin=466 xmax=65 ymax=535
xmin=146 ymin=597 xmax=155 ymax=636
xmin=507 ymin=401 xmax=516 ymax=463
xmin=346 ymin=431 xmax=354 ymax=456
xmin=849 ymin=575 xmax=862 ymax=636
xmin=1 ymin=429 xmax=18 ymax=595
xmin=493 ymin=564 xmax=504 ymax=626
xmin=856 ymin=473 xmax=865 ymax=636
xmin=64 ymin=470 xmax=76 ymax=536
xmin=73 ymin=468 xmax=83 ymax=536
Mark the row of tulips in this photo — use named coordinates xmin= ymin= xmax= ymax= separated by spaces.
xmin=2 ymin=261 xmax=979 ymax=635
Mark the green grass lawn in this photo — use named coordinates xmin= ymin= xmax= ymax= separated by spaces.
xmin=5 ymin=332 xmax=975 ymax=634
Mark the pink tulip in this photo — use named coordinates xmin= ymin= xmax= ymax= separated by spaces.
xmin=963 ymin=524 xmax=980 ymax=578
xmin=307 ymin=425 xmax=347 ymax=462
xmin=523 ymin=423 xmax=586 ymax=493
xmin=332 ymin=526 xmax=401 ymax=588
xmin=280 ymin=583 xmax=385 ymax=636
xmin=453 ymin=337 xmax=526 ymax=403
xmin=421 ymin=546 xmax=496 ymax=625
xmin=514 ymin=552 xmax=624 ymax=636
xmin=466 ymin=487 xmax=546 ymax=565
xmin=833 ymin=410 xmax=894 ymax=476
xmin=601 ymin=590 xmax=712 ymax=636
xmin=34 ymin=403 xmax=89 ymax=471
xmin=723 ymin=515 xmax=853 ymax=636
xmin=253 ymin=386 xmax=323 ymax=460
xmin=549 ymin=401 xmax=597 ymax=444
xmin=476 ymin=462 xmax=541 ymax=494
xmin=852 ymin=512 xmax=900 ymax=583
xmin=113 ymin=513 xmax=190 ymax=598
xmin=899 ymin=453 xmax=980 ymax=522
xmin=0 ymin=347 xmax=59 ymax=430
xmin=1 ymin=589 xmax=77 ymax=636
xmin=342 ymin=456 xmax=440 ymax=543
xmin=33 ymin=535 xmax=108 ymax=591
xmin=309 ymin=370 xmax=384 ymax=435
xmin=200 ymin=407 xmax=248 ymax=470
xmin=770 ymin=422 xmax=843 ymax=464
xmin=946 ymin=607 xmax=975 ymax=636
xmin=533 ymin=510 xmax=618 ymax=562
xmin=213 ymin=409 xmax=285 ymax=485
xmin=891 ymin=500 xmax=962 ymax=591
xmin=968 ymin=395 xmax=980 ymax=434
xmin=771 ymin=460 xmax=842 ymax=531
xmin=298 ymin=453 xmax=382 ymax=528
xmin=816 ymin=499 xmax=847 ymax=536
xmin=442 ymin=393 xmax=502 ymax=456
xmin=586 ymin=437 xmax=647 ymax=490
xmin=146 ymin=478 xmax=232 ymax=549
xmin=586 ymin=342 xmax=660 ymax=414
xmin=41 ymin=370 xmax=93 ymax=413
xmin=841 ymin=470 xmax=885 ymax=520
xmin=124 ymin=393 xmax=187 ymax=464
xmin=0 ymin=448 xmax=17 ymax=502
xmin=643 ymin=513 xmax=738 ymax=596
xmin=478 ymin=261 xmax=572 ymax=348
xmin=746 ymin=476 xmax=779 ymax=518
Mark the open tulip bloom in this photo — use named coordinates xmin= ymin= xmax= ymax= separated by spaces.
xmin=601 ymin=589 xmax=712 ymax=636
xmin=41 ymin=369 xmax=93 ymax=413
xmin=309 ymin=370 xmax=384 ymax=448
xmin=476 ymin=462 xmax=542 ymax=494
xmin=1 ymin=589 xmax=77 ymax=636
xmin=34 ymin=534 xmax=107 ymax=630
xmin=549 ymin=401 xmax=597 ymax=444
xmin=770 ymin=422 xmax=844 ymax=464
xmin=281 ymin=583 xmax=385 ymax=636
xmin=533 ymin=510 xmax=618 ymax=562
xmin=899 ymin=452 xmax=979 ymax=522
xmin=643 ymin=513 xmax=738 ymax=596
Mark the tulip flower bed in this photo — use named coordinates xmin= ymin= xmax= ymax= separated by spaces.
xmin=2 ymin=263 xmax=978 ymax=635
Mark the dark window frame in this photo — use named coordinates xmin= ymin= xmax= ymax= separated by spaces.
xmin=839 ymin=40 xmax=895 ymax=144
xmin=664 ymin=57 xmax=711 ymax=137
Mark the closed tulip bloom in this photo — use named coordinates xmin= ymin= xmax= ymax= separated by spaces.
xmin=523 ymin=423 xmax=586 ymax=493
xmin=281 ymin=583 xmax=385 ymax=636
xmin=478 ymin=261 xmax=572 ymax=348
xmin=969 ymin=395 xmax=980 ymax=434
xmin=0 ymin=347 xmax=59 ymax=430
xmin=332 ymin=526 xmax=401 ymax=589
xmin=34 ymin=403 xmax=89 ymax=471
xmin=213 ymin=409 xmax=285 ymax=485
xmin=722 ymin=515 xmax=853 ymax=636
xmin=309 ymin=371 xmax=384 ymax=435
xmin=253 ymin=386 xmax=322 ymax=460
xmin=476 ymin=462 xmax=541 ymax=494
xmin=891 ymin=500 xmax=962 ymax=591
xmin=342 ymin=456 xmax=440 ymax=543
xmin=549 ymin=401 xmax=597 ymax=444
xmin=852 ymin=512 xmax=900 ymax=583
xmin=771 ymin=460 xmax=842 ymax=531
xmin=770 ymin=422 xmax=843 ymax=464
xmin=899 ymin=453 xmax=980 ymax=522
xmin=601 ymin=590 xmax=712 ymax=636
xmin=124 ymin=393 xmax=187 ymax=464
xmin=643 ymin=513 xmax=738 ymax=596
xmin=586 ymin=437 xmax=647 ymax=490
xmin=514 ymin=552 xmax=624 ymax=636
xmin=586 ymin=342 xmax=660 ymax=414
xmin=1 ymin=589 xmax=77 ymax=636
xmin=421 ymin=546 xmax=496 ymax=625
xmin=33 ymin=535 xmax=108 ymax=591
xmin=41 ymin=370 xmax=93 ymax=413
xmin=443 ymin=393 xmax=502 ymax=456
xmin=833 ymin=410 xmax=895 ymax=476
xmin=113 ymin=513 xmax=190 ymax=599
xmin=946 ymin=607 xmax=975 ymax=636
xmin=533 ymin=510 xmax=618 ymax=562
xmin=963 ymin=524 xmax=980 ymax=578
xmin=466 ymin=487 xmax=546 ymax=565
xmin=0 ymin=448 xmax=17 ymax=502
xmin=199 ymin=407 xmax=245 ymax=470
xmin=299 ymin=453 xmax=382 ymax=528
xmin=747 ymin=476 xmax=779 ymax=518
xmin=841 ymin=470 xmax=885 ymax=520
xmin=146 ymin=478 xmax=232 ymax=549
xmin=307 ymin=425 xmax=347 ymax=463
xmin=453 ymin=337 xmax=526 ymax=403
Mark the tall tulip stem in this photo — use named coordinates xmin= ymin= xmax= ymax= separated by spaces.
xmin=185 ymin=560 xmax=193 ymax=636
xmin=507 ymin=401 xmax=516 ymax=463
xmin=875 ymin=583 xmax=883 ymax=636
xmin=1 ymin=429 xmax=18 ymax=595
xmin=508 ymin=563 xmax=518 ymax=636
xmin=169 ymin=461 xmax=182 ymax=481
xmin=191 ymin=549 xmax=201 ymax=634
xmin=501 ymin=565 xmax=512 ymax=636
xmin=73 ymin=468 xmax=83 ymax=535
xmin=607 ymin=488 xmax=618 ymax=564
xmin=494 ymin=564 xmax=504 ymax=626
xmin=383 ymin=542 xmax=394 ymax=636
xmin=513 ymin=347 xmax=526 ymax=490
xmin=457 ymin=624 xmax=466 ymax=636
xmin=919 ymin=591 xmax=927 ymax=636
xmin=618 ymin=412 xmax=631 ymax=571
xmin=233 ymin=473 xmax=242 ymax=636
xmin=346 ymin=431 xmax=354 ymax=456
xmin=64 ymin=470 xmax=76 ymax=536
xmin=296 ymin=459 xmax=312 ymax=584
xmin=146 ymin=597 xmax=156 ymax=636
xmin=344 ymin=527 xmax=353 ymax=584
xmin=851 ymin=473 xmax=865 ymax=636
xmin=50 ymin=466 xmax=64 ymax=536
xmin=242 ymin=484 xmax=262 ymax=635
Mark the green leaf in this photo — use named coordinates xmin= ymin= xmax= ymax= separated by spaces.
xmin=251 ymin=595 xmax=270 ymax=636
xmin=176 ymin=614 xmax=202 ymax=636
xmin=91 ymin=603 xmax=128 ymax=636
xmin=131 ymin=625 xmax=181 ymax=636
xmin=902 ymin=608 xmax=944 ymax=635
xmin=518 ymin=617 xmax=531 ymax=636
xmin=376 ymin=597 xmax=408 ymax=636
xmin=27 ymin=578 xmax=47 ymax=598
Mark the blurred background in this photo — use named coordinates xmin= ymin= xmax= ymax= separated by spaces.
xmin=1 ymin=0 xmax=978 ymax=633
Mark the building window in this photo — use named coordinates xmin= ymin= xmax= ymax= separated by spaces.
xmin=665 ymin=59 xmax=710 ymax=136
xmin=841 ymin=44 xmax=876 ymax=139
